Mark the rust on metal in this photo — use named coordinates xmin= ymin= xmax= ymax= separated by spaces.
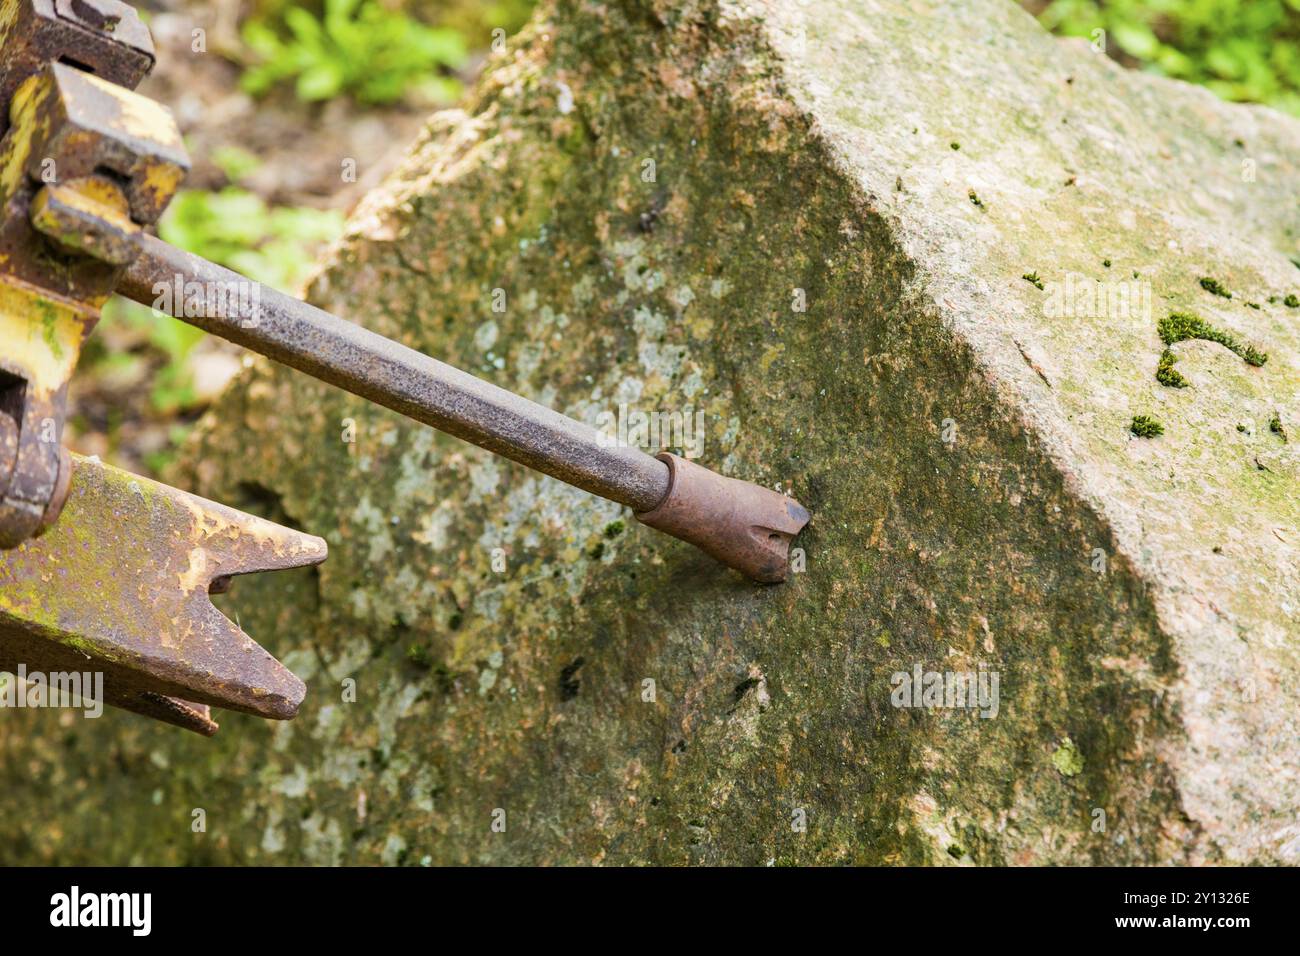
xmin=0 ymin=0 xmax=155 ymax=143
xmin=30 ymin=176 xmax=139 ymax=264
xmin=118 ymin=236 xmax=675 ymax=514
xmin=1 ymin=61 xmax=188 ymax=304
xmin=0 ymin=53 xmax=187 ymax=547
xmin=635 ymin=452 xmax=809 ymax=583
xmin=0 ymin=283 xmax=88 ymax=547
xmin=0 ymin=454 xmax=327 ymax=734
xmin=0 ymin=0 xmax=331 ymax=737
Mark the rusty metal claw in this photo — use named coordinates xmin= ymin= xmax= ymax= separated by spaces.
xmin=0 ymin=0 xmax=323 ymax=736
xmin=0 ymin=454 xmax=327 ymax=734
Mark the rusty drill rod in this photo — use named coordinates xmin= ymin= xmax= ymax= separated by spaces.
xmin=115 ymin=235 xmax=810 ymax=582
xmin=121 ymin=236 xmax=667 ymax=509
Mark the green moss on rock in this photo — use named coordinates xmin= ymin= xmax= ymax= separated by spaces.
xmin=1130 ymin=415 xmax=1164 ymax=438
xmin=1052 ymin=738 xmax=1085 ymax=777
xmin=1198 ymin=276 xmax=1232 ymax=299
xmin=1155 ymin=349 xmax=1187 ymax=388
xmin=1159 ymin=311 xmax=1267 ymax=367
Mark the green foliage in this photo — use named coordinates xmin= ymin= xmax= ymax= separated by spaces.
xmin=160 ymin=188 xmax=345 ymax=292
xmin=1130 ymin=414 xmax=1165 ymax=438
xmin=210 ymin=144 xmax=262 ymax=183
xmin=420 ymin=0 xmax=538 ymax=36
xmin=1034 ymin=0 xmax=1300 ymax=115
xmin=240 ymin=0 xmax=469 ymax=104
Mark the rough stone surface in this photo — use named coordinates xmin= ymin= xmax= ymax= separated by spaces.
xmin=3 ymin=0 xmax=1299 ymax=865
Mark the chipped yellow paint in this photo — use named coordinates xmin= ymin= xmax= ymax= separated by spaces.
xmin=78 ymin=70 xmax=184 ymax=149
xmin=177 ymin=546 xmax=210 ymax=595
xmin=0 ymin=452 xmax=321 ymax=725
xmin=0 ymin=0 xmax=18 ymax=49
xmin=173 ymin=489 xmax=327 ymax=572
xmin=54 ymin=176 xmax=133 ymax=223
xmin=29 ymin=177 xmax=138 ymax=264
xmin=0 ymin=283 xmax=86 ymax=397
xmin=47 ymin=69 xmax=188 ymax=219
xmin=31 ymin=176 xmax=136 ymax=235
xmin=136 ymin=159 xmax=186 ymax=214
xmin=0 ymin=74 xmax=44 ymax=201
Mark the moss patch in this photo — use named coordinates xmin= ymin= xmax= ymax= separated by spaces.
xmin=1270 ymin=412 xmax=1287 ymax=442
xmin=1052 ymin=738 xmax=1085 ymax=777
xmin=1131 ymin=415 xmax=1164 ymax=438
xmin=1158 ymin=311 xmax=1267 ymax=367
xmin=1155 ymin=348 xmax=1187 ymax=388
xmin=1198 ymin=276 xmax=1232 ymax=299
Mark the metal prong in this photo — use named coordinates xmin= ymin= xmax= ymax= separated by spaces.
xmin=0 ymin=454 xmax=327 ymax=733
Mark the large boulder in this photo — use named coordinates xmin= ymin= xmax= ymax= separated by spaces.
xmin=3 ymin=0 xmax=1298 ymax=865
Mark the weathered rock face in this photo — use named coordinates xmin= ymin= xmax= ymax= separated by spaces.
xmin=4 ymin=0 xmax=1299 ymax=865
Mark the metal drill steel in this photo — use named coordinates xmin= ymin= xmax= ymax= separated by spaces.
xmin=117 ymin=237 xmax=673 ymax=512
xmin=113 ymin=237 xmax=811 ymax=580
xmin=636 ymin=453 xmax=810 ymax=584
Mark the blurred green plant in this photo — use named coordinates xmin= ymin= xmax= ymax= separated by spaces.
xmin=240 ymin=0 xmax=469 ymax=104
xmin=1033 ymin=0 xmax=1300 ymax=115
xmin=425 ymin=0 xmax=539 ymax=38
xmin=209 ymin=144 xmax=263 ymax=183
xmin=160 ymin=189 xmax=345 ymax=292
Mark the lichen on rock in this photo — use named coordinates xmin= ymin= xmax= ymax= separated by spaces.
xmin=3 ymin=0 xmax=1299 ymax=865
